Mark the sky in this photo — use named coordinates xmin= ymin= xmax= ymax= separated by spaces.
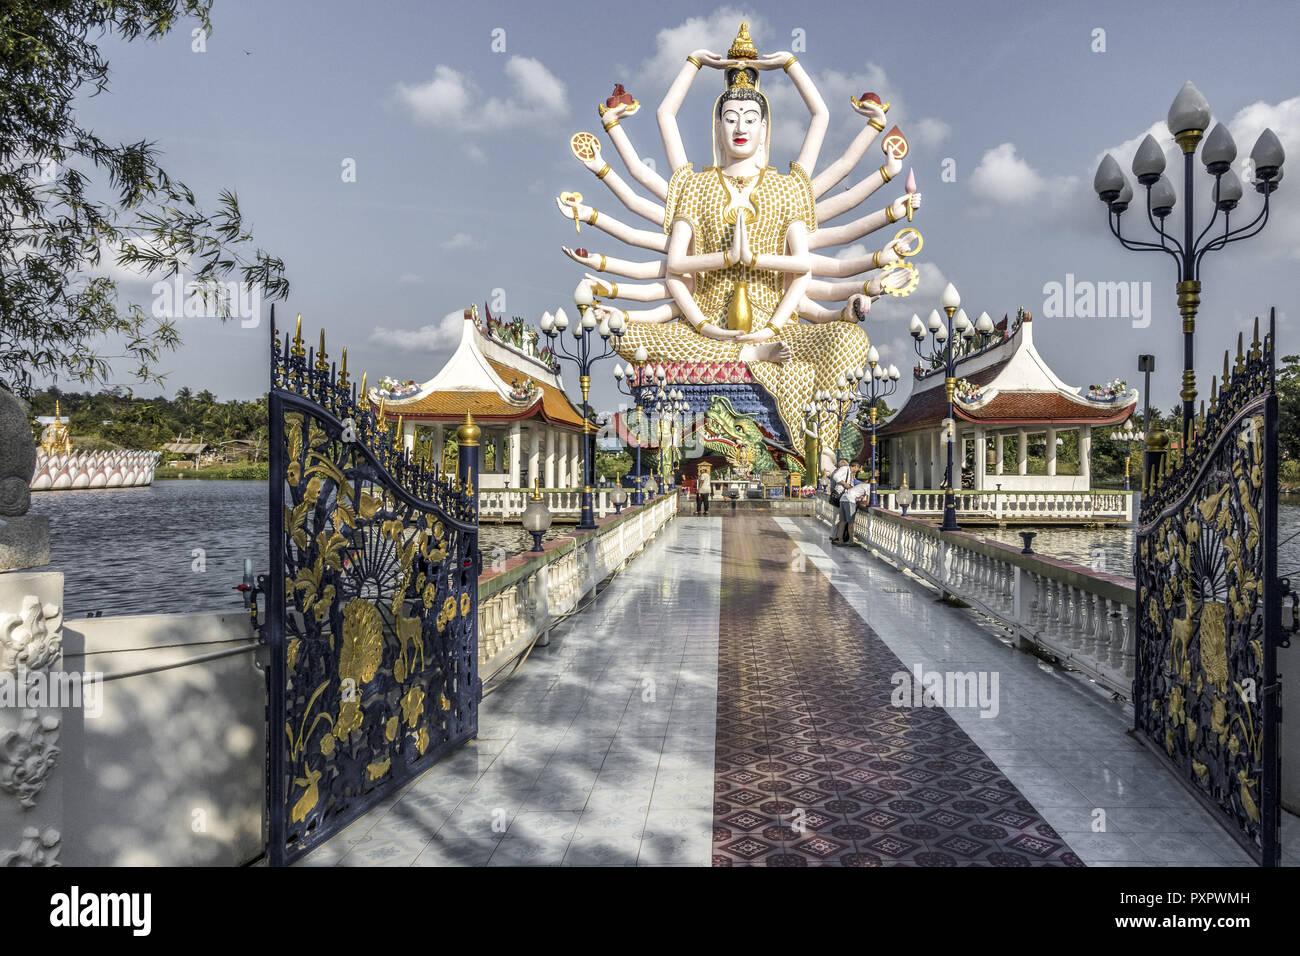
xmin=71 ymin=0 xmax=1300 ymax=423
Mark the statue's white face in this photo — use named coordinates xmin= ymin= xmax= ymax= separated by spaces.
xmin=719 ymin=98 xmax=766 ymax=162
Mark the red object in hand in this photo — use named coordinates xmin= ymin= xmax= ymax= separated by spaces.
xmin=606 ymin=84 xmax=635 ymax=108
xmin=859 ymin=92 xmax=882 ymax=105
xmin=575 ymin=248 xmax=588 ymax=257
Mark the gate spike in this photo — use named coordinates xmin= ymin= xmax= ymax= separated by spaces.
xmin=360 ymin=371 xmax=368 ymax=404
xmin=337 ymin=347 xmax=349 ymax=389
xmin=1223 ymin=350 xmax=1230 ymax=388
xmin=315 ymin=328 xmax=329 ymax=371
xmin=1209 ymin=374 xmax=1218 ymax=415
xmin=291 ymin=313 xmax=306 ymax=358
xmin=1235 ymin=331 xmax=1246 ymax=375
xmin=1250 ymin=315 xmax=1263 ymax=361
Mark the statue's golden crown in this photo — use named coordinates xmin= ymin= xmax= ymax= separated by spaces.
xmin=728 ymin=21 xmax=757 ymax=60
xmin=723 ymin=22 xmax=760 ymax=94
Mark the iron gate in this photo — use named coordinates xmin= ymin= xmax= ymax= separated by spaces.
xmin=1134 ymin=310 xmax=1292 ymax=866
xmin=264 ymin=310 xmax=481 ymax=866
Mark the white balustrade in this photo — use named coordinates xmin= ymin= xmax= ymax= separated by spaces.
xmin=877 ymin=488 xmax=1133 ymax=523
xmin=475 ymin=494 xmax=678 ymax=680
xmin=832 ymin=494 xmax=1136 ymax=697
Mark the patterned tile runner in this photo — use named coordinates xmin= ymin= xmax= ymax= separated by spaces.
xmin=712 ymin=516 xmax=1084 ymax=866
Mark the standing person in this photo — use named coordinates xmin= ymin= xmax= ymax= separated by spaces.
xmin=829 ymin=458 xmax=868 ymax=545
xmin=695 ymin=468 xmax=712 ymax=515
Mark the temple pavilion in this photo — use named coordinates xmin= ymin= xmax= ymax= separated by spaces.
xmin=371 ymin=306 xmax=588 ymax=489
xmin=877 ymin=310 xmax=1138 ymax=491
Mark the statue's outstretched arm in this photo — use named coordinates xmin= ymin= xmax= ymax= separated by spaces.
xmin=811 ymin=99 xmax=889 ymax=198
xmin=576 ymin=142 xmax=664 ymax=224
xmin=808 ymin=277 xmax=888 ymax=299
xmin=808 ymin=192 xmax=921 ymax=250
xmin=809 ymin=240 xmax=906 ymax=279
xmin=555 ymin=197 xmax=668 ymax=252
xmin=799 ymin=292 xmax=876 ymax=324
xmin=582 ymin=274 xmax=669 ymax=302
xmin=816 ymin=156 xmax=903 ymax=222
xmin=562 ymin=246 xmax=666 ymax=280
xmin=594 ymin=302 xmax=678 ymax=325
xmin=754 ymin=52 xmax=829 ymax=174
xmin=600 ymin=103 xmax=668 ymax=200
xmin=658 ymin=50 xmax=726 ymax=172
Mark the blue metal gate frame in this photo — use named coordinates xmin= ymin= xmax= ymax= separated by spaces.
xmin=264 ymin=308 xmax=482 ymax=865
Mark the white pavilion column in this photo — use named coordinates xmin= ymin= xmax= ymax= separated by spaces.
xmin=1017 ymin=427 xmax=1028 ymax=475
xmin=1046 ymin=426 xmax=1058 ymax=477
xmin=432 ymin=423 xmax=444 ymax=471
xmin=1080 ymin=426 xmax=1092 ymax=485
xmin=545 ymin=429 xmax=557 ymax=488
xmin=509 ymin=421 xmax=521 ymax=488
xmin=573 ymin=432 xmax=584 ymax=487
xmin=528 ymin=428 xmax=541 ymax=489
xmin=401 ymin=421 xmax=416 ymax=453
xmin=974 ymin=429 xmax=986 ymax=491
xmin=995 ymin=433 xmax=1004 ymax=476
xmin=930 ymin=430 xmax=940 ymax=487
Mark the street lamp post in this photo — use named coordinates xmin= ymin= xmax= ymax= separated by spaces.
xmin=910 ymin=283 xmax=966 ymax=531
xmin=539 ymin=284 xmax=626 ymax=530
xmin=1111 ymin=424 xmax=1146 ymax=491
xmin=847 ymin=346 xmax=901 ymax=506
xmin=613 ymin=345 xmax=650 ymax=504
xmin=1093 ymin=81 xmax=1284 ymax=449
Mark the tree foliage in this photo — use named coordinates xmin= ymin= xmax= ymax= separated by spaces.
xmin=0 ymin=0 xmax=288 ymax=395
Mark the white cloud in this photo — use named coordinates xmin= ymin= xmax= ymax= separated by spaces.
xmin=395 ymin=56 xmax=568 ymax=132
xmin=912 ymin=117 xmax=951 ymax=150
xmin=397 ymin=273 xmax=424 ymax=284
xmin=440 ymin=232 xmax=481 ymax=250
xmin=370 ymin=310 xmax=463 ymax=351
xmin=969 ymin=143 xmax=1044 ymax=204
xmin=636 ymin=8 xmax=763 ymax=89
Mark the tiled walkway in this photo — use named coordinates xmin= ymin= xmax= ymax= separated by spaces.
xmin=301 ymin=513 xmax=1295 ymax=866
xmin=712 ymin=516 xmax=1081 ymax=865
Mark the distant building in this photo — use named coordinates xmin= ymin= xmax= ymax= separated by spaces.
xmin=373 ymin=306 xmax=588 ymax=489
xmin=879 ymin=310 xmax=1138 ymax=491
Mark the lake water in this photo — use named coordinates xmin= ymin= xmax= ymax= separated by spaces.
xmin=28 ymin=481 xmax=1300 ymax=616
xmin=30 ymin=480 xmax=562 ymax=617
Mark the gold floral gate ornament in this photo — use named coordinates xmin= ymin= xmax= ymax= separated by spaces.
xmin=264 ymin=309 xmax=481 ymax=866
xmin=1134 ymin=310 xmax=1293 ymax=866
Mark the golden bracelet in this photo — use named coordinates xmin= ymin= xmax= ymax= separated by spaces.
xmin=878 ymin=163 xmax=894 ymax=183
xmin=603 ymin=118 xmax=620 ymax=131
xmin=783 ymin=56 xmax=798 ymax=72
xmin=872 ymin=250 xmax=884 ymax=269
xmin=608 ymin=282 xmax=619 ymax=298
xmin=595 ymin=163 xmax=611 ymax=180
xmin=597 ymin=254 xmax=607 ymax=272
xmin=586 ymin=209 xmax=599 ymax=226
xmin=885 ymin=205 xmax=900 ymax=223
xmin=687 ymin=55 xmax=702 ymax=69
xmin=868 ymin=119 xmax=885 ymax=132
xmin=750 ymin=253 xmax=762 ymax=270
xmin=862 ymin=281 xmax=872 ymax=296
xmin=722 ymin=250 xmax=734 ymax=268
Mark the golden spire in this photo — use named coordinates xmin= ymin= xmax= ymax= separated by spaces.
xmin=338 ymin=347 xmax=350 ymax=389
xmin=1250 ymin=315 xmax=1262 ymax=361
xmin=315 ymin=328 xmax=329 ymax=372
xmin=291 ymin=313 xmax=306 ymax=358
xmin=728 ymin=21 xmax=757 ymax=59
xmin=1234 ymin=331 xmax=1246 ymax=375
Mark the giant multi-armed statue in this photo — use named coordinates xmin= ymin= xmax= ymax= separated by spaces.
xmin=556 ymin=22 xmax=923 ymax=472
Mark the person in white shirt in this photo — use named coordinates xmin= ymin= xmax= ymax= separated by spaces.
xmin=830 ymin=458 xmax=870 ymax=544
